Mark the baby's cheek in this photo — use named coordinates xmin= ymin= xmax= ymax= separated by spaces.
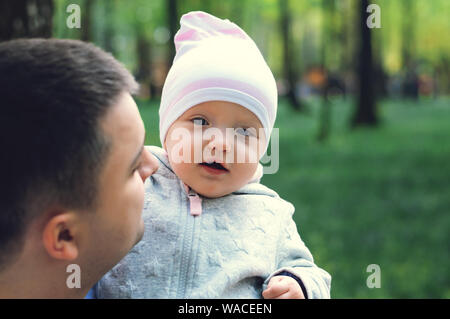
xmin=234 ymin=140 xmax=260 ymax=164
xmin=232 ymin=163 xmax=258 ymax=185
xmin=171 ymin=161 xmax=190 ymax=180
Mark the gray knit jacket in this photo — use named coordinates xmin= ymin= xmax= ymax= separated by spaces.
xmin=96 ymin=146 xmax=331 ymax=298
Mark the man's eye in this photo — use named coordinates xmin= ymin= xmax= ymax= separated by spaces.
xmin=133 ymin=162 xmax=142 ymax=174
xmin=192 ymin=117 xmax=209 ymax=126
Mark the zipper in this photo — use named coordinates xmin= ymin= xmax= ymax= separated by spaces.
xmin=176 ymin=184 xmax=202 ymax=298
xmin=187 ymin=188 xmax=202 ymax=216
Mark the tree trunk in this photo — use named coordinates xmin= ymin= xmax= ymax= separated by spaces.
xmin=0 ymin=0 xmax=53 ymax=42
xmin=317 ymin=0 xmax=334 ymax=142
xmin=103 ymin=0 xmax=115 ymax=55
xmin=401 ymin=0 xmax=416 ymax=70
xmin=167 ymin=0 xmax=178 ymax=65
xmin=279 ymin=0 xmax=302 ymax=111
xmin=135 ymin=27 xmax=158 ymax=100
xmin=351 ymin=0 xmax=378 ymax=127
xmin=81 ymin=0 xmax=93 ymax=42
xmin=400 ymin=0 xmax=418 ymax=100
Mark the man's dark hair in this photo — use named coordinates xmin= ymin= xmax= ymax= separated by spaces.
xmin=0 ymin=39 xmax=138 ymax=269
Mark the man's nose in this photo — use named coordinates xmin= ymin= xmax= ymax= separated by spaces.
xmin=139 ymin=148 xmax=159 ymax=182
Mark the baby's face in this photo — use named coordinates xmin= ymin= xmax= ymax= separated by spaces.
xmin=164 ymin=101 xmax=266 ymax=198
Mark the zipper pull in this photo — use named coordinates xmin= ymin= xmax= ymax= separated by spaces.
xmin=188 ymin=189 xmax=202 ymax=216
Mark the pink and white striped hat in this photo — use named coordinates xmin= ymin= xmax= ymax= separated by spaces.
xmin=159 ymin=11 xmax=278 ymax=155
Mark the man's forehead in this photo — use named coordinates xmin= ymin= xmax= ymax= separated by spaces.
xmin=101 ymin=93 xmax=141 ymax=133
xmin=100 ymin=93 xmax=145 ymax=161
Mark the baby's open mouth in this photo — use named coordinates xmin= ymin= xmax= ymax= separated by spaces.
xmin=199 ymin=161 xmax=229 ymax=171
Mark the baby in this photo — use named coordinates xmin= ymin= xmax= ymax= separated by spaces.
xmin=96 ymin=11 xmax=331 ymax=299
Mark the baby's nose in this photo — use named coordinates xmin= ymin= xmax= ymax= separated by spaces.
xmin=206 ymin=132 xmax=231 ymax=153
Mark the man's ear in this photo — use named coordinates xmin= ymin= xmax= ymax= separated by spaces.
xmin=42 ymin=212 xmax=79 ymax=261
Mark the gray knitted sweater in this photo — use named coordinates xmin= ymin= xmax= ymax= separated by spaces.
xmin=96 ymin=146 xmax=331 ymax=298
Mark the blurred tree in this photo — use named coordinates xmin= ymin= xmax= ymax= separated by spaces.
xmin=81 ymin=0 xmax=93 ymax=42
xmin=0 ymin=0 xmax=54 ymax=41
xmin=121 ymin=0 xmax=169 ymax=100
xmin=351 ymin=0 xmax=378 ymax=127
xmin=167 ymin=0 xmax=179 ymax=64
xmin=317 ymin=0 xmax=335 ymax=142
xmin=400 ymin=0 xmax=419 ymax=100
xmin=102 ymin=0 xmax=116 ymax=55
xmin=230 ymin=0 xmax=245 ymax=26
xmin=135 ymin=24 xmax=159 ymax=99
xmin=279 ymin=0 xmax=302 ymax=111
xmin=401 ymin=0 xmax=416 ymax=70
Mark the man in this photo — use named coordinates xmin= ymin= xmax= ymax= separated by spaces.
xmin=0 ymin=39 xmax=159 ymax=298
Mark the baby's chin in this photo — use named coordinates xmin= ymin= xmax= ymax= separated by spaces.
xmin=190 ymin=182 xmax=246 ymax=199
xmin=192 ymin=187 xmax=234 ymax=199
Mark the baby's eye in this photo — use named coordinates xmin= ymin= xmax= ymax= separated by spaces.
xmin=192 ymin=117 xmax=209 ymax=126
xmin=235 ymin=127 xmax=256 ymax=137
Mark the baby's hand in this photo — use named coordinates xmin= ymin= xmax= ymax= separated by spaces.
xmin=262 ymin=275 xmax=305 ymax=299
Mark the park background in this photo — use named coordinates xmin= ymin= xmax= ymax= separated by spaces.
xmin=1 ymin=0 xmax=448 ymax=298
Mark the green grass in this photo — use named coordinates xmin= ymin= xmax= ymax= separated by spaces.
xmin=136 ymin=96 xmax=450 ymax=298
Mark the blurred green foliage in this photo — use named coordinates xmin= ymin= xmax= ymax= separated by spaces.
xmin=262 ymin=97 xmax=450 ymax=298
